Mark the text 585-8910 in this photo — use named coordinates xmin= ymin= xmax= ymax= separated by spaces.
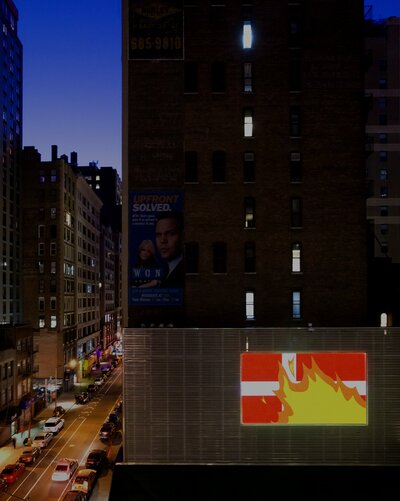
xmin=130 ymin=36 xmax=182 ymax=51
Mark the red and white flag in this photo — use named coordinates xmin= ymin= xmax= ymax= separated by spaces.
xmin=240 ymin=352 xmax=367 ymax=425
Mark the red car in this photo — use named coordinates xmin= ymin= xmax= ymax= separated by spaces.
xmin=0 ymin=462 xmax=25 ymax=484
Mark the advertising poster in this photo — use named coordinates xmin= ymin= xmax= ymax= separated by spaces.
xmin=129 ymin=191 xmax=184 ymax=306
xmin=129 ymin=0 xmax=184 ymax=60
xmin=241 ymin=352 xmax=367 ymax=425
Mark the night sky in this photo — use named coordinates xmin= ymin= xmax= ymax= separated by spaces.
xmin=15 ymin=1 xmax=400 ymax=178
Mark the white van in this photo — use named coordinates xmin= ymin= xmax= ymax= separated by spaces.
xmin=43 ymin=417 xmax=64 ymax=434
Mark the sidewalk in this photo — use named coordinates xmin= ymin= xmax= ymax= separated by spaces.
xmin=0 ymin=385 xmax=80 ymax=468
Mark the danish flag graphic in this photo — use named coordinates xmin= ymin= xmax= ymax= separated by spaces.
xmin=240 ymin=352 xmax=367 ymax=425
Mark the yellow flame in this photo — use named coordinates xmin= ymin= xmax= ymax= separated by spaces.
xmin=275 ymin=358 xmax=367 ymax=424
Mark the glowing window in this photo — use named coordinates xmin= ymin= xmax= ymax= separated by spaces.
xmin=243 ymin=20 xmax=253 ymax=49
xmin=292 ymin=291 xmax=301 ymax=319
xmin=245 ymin=291 xmax=255 ymax=320
xmin=292 ymin=243 xmax=301 ymax=272
xmin=244 ymin=108 xmax=253 ymax=137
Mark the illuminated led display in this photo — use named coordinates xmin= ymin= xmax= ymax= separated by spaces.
xmin=241 ymin=352 xmax=367 ymax=425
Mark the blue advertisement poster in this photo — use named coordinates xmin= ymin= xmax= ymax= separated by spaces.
xmin=129 ymin=191 xmax=184 ymax=306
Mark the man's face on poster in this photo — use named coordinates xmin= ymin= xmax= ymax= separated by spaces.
xmin=155 ymin=216 xmax=182 ymax=262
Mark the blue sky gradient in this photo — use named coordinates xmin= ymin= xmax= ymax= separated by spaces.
xmin=15 ymin=1 xmax=400 ymax=178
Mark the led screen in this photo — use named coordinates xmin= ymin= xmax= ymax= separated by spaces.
xmin=241 ymin=352 xmax=367 ymax=425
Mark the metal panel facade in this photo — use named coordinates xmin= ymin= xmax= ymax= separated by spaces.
xmin=123 ymin=327 xmax=400 ymax=465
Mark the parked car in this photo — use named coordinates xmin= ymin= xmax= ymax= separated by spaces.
xmin=99 ymin=422 xmax=116 ymax=442
xmin=52 ymin=458 xmax=79 ymax=482
xmin=94 ymin=377 xmax=104 ymax=387
xmin=44 ymin=416 xmax=64 ymax=434
xmin=18 ymin=446 xmax=41 ymax=466
xmin=87 ymin=384 xmax=97 ymax=394
xmin=61 ymin=491 xmax=86 ymax=501
xmin=107 ymin=412 xmax=120 ymax=426
xmin=32 ymin=432 xmax=53 ymax=448
xmin=53 ymin=405 xmax=66 ymax=417
xmin=0 ymin=463 xmax=25 ymax=484
xmin=75 ymin=392 xmax=90 ymax=404
xmin=0 ymin=477 xmax=7 ymax=492
xmin=71 ymin=468 xmax=97 ymax=497
xmin=85 ymin=448 xmax=108 ymax=473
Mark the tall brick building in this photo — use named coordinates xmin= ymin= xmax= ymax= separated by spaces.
xmin=122 ymin=0 xmax=368 ymax=329
xmin=114 ymin=2 xmax=400 ymax=496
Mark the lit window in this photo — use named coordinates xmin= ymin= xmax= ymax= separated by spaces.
xmin=50 ymin=316 xmax=57 ymax=328
xmin=242 ymin=20 xmax=253 ymax=49
xmin=39 ymin=317 xmax=45 ymax=328
xmin=380 ymin=312 xmax=388 ymax=327
xmin=244 ymin=197 xmax=256 ymax=228
xmin=244 ymin=108 xmax=253 ymax=137
xmin=50 ymin=169 xmax=57 ymax=182
xmin=244 ymin=62 xmax=252 ymax=92
xmin=292 ymin=291 xmax=301 ymax=319
xmin=292 ymin=243 xmax=301 ymax=272
xmin=245 ymin=291 xmax=255 ymax=320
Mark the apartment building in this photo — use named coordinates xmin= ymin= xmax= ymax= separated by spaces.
xmin=0 ymin=0 xmax=35 ymax=446
xmin=123 ymin=0 xmax=368 ymax=329
xmin=21 ymin=146 xmax=102 ymax=385
xmin=365 ymin=15 xmax=400 ymax=326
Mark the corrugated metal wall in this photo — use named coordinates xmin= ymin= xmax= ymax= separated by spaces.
xmin=123 ymin=327 xmax=400 ymax=465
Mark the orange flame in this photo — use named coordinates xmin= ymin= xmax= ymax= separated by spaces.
xmin=274 ymin=357 xmax=366 ymax=424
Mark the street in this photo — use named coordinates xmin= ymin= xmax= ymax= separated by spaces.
xmin=0 ymin=366 xmax=122 ymax=501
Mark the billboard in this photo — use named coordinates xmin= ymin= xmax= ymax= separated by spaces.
xmin=128 ymin=0 xmax=184 ymax=60
xmin=129 ymin=191 xmax=184 ymax=306
xmin=241 ymin=352 xmax=367 ymax=425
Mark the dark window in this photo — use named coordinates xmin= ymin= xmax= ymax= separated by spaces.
xmin=380 ymin=206 xmax=388 ymax=217
xmin=244 ymin=197 xmax=256 ymax=228
xmin=290 ymin=152 xmax=302 ymax=182
xmin=290 ymin=106 xmax=301 ymax=137
xmin=243 ymin=62 xmax=253 ymax=92
xmin=379 ymin=79 xmax=387 ymax=89
xmin=184 ymin=62 xmax=198 ymax=93
xmin=211 ymin=62 xmax=226 ymax=92
xmin=50 ymin=224 xmax=57 ymax=239
xmin=185 ymin=242 xmax=199 ymax=273
xmin=185 ymin=151 xmax=198 ymax=182
xmin=243 ymin=151 xmax=255 ymax=182
xmin=212 ymin=150 xmax=226 ymax=182
xmin=289 ymin=51 xmax=301 ymax=91
xmin=244 ymin=242 xmax=256 ymax=273
xmin=379 ymin=115 xmax=387 ymax=125
xmin=379 ymin=133 xmax=387 ymax=143
xmin=288 ymin=5 xmax=302 ymax=47
xmin=291 ymin=197 xmax=302 ymax=227
xmin=213 ymin=242 xmax=227 ymax=273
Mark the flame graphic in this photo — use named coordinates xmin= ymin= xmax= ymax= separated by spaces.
xmin=274 ymin=357 xmax=367 ymax=424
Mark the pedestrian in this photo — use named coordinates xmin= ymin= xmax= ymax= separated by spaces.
xmin=12 ymin=436 xmax=16 ymax=448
